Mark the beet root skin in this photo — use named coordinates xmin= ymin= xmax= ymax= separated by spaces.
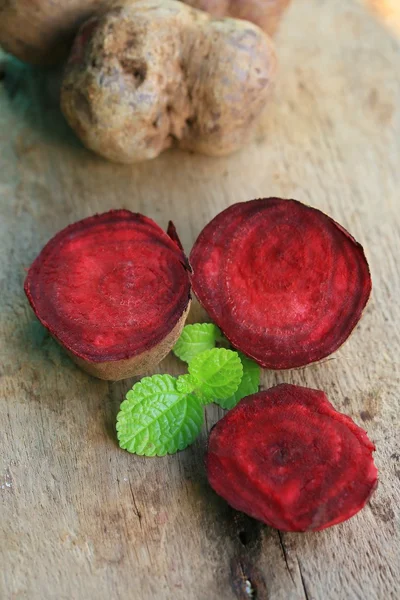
xmin=206 ymin=384 xmax=378 ymax=532
xmin=67 ymin=304 xmax=191 ymax=380
xmin=190 ymin=198 xmax=372 ymax=370
xmin=24 ymin=210 xmax=191 ymax=380
xmin=182 ymin=0 xmax=292 ymax=37
xmin=0 ymin=0 xmax=287 ymax=66
xmin=61 ymin=0 xmax=277 ymax=164
xmin=0 ymin=0 xmax=106 ymax=66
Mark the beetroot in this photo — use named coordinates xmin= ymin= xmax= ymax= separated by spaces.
xmin=206 ymin=384 xmax=378 ymax=532
xmin=190 ymin=198 xmax=372 ymax=370
xmin=25 ymin=210 xmax=191 ymax=380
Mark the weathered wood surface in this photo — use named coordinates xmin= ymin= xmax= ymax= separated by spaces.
xmin=0 ymin=0 xmax=399 ymax=598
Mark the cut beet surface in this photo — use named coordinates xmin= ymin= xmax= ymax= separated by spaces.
xmin=206 ymin=384 xmax=378 ymax=532
xmin=190 ymin=198 xmax=372 ymax=370
xmin=25 ymin=210 xmax=191 ymax=380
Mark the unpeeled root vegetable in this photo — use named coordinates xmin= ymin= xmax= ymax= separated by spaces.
xmin=207 ymin=384 xmax=378 ymax=532
xmin=0 ymin=0 xmax=289 ymax=66
xmin=190 ymin=198 xmax=372 ymax=370
xmin=60 ymin=0 xmax=277 ymax=163
xmin=24 ymin=210 xmax=191 ymax=381
xmin=0 ymin=0 xmax=106 ymax=65
xmin=182 ymin=0 xmax=291 ymax=37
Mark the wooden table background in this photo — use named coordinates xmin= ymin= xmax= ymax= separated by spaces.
xmin=1 ymin=0 xmax=399 ymax=598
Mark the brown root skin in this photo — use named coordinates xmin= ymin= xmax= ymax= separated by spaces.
xmin=183 ymin=0 xmax=291 ymax=37
xmin=60 ymin=0 xmax=277 ymax=164
xmin=66 ymin=303 xmax=190 ymax=381
xmin=0 ymin=0 xmax=106 ymax=66
xmin=0 ymin=0 xmax=287 ymax=66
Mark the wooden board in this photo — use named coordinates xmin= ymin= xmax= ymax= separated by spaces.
xmin=1 ymin=0 xmax=399 ymax=598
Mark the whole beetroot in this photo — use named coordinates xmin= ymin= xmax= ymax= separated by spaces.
xmin=0 ymin=0 xmax=106 ymax=65
xmin=0 ymin=0 xmax=290 ymax=65
xmin=183 ymin=0 xmax=291 ymax=37
xmin=61 ymin=0 xmax=277 ymax=163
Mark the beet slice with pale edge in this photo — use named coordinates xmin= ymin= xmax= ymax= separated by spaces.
xmin=25 ymin=210 xmax=191 ymax=380
xmin=206 ymin=384 xmax=378 ymax=532
xmin=190 ymin=198 xmax=372 ymax=369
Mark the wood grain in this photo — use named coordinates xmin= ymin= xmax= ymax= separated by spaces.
xmin=0 ymin=0 xmax=399 ymax=598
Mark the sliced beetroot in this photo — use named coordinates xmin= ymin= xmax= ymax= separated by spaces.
xmin=206 ymin=384 xmax=378 ymax=532
xmin=25 ymin=210 xmax=191 ymax=380
xmin=190 ymin=198 xmax=372 ymax=370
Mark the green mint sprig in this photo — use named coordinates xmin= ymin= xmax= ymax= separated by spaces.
xmin=217 ymin=353 xmax=260 ymax=410
xmin=173 ymin=323 xmax=222 ymax=363
xmin=117 ymin=347 xmax=242 ymax=456
xmin=188 ymin=348 xmax=243 ymax=403
xmin=117 ymin=324 xmax=261 ymax=457
xmin=117 ymin=374 xmax=203 ymax=457
xmin=173 ymin=324 xmax=260 ymax=409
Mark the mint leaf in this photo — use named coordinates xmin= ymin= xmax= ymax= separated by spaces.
xmin=173 ymin=323 xmax=221 ymax=363
xmin=117 ymin=374 xmax=203 ymax=456
xmin=176 ymin=374 xmax=196 ymax=394
xmin=188 ymin=348 xmax=243 ymax=403
xmin=216 ymin=353 xmax=260 ymax=410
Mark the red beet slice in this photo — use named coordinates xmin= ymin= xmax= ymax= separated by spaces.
xmin=25 ymin=210 xmax=191 ymax=380
xmin=206 ymin=384 xmax=378 ymax=532
xmin=190 ymin=198 xmax=371 ymax=370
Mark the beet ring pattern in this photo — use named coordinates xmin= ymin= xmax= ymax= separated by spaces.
xmin=25 ymin=210 xmax=191 ymax=364
xmin=190 ymin=198 xmax=372 ymax=369
xmin=206 ymin=384 xmax=378 ymax=532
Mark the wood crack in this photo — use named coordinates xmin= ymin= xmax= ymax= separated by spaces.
xmin=278 ymin=531 xmax=295 ymax=583
xmin=230 ymin=556 xmax=267 ymax=600
xmin=238 ymin=559 xmax=256 ymax=599
xmin=298 ymin=559 xmax=311 ymax=600
xmin=128 ymin=480 xmax=143 ymax=527
xmin=128 ymin=479 xmax=152 ymax=560
xmin=229 ymin=515 xmax=267 ymax=599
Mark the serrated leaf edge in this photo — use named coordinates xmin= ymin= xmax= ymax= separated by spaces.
xmin=117 ymin=374 xmax=203 ymax=457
